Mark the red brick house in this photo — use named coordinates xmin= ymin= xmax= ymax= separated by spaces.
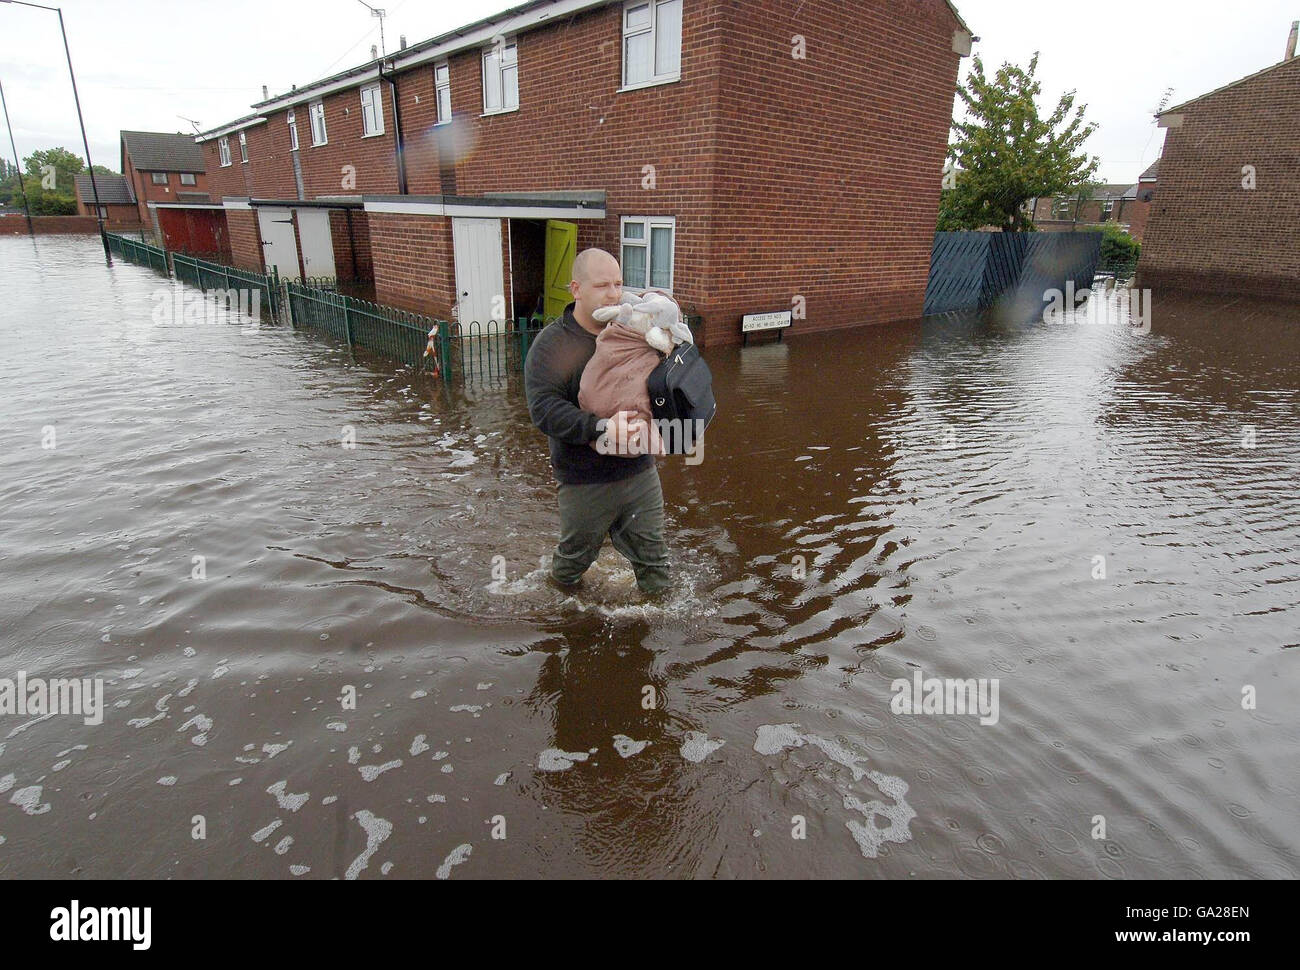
xmin=1029 ymin=183 xmax=1136 ymax=232
xmin=197 ymin=0 xmax=974 ymax=345
xmin=1139 ymin=24 xmax=1300 ymax=301
xmin=73 ymin=172 xmax=142 ymax=228
xmin=120 ymin=131 xmax=212 ymax=236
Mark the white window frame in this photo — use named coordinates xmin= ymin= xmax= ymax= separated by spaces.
xmin=239 ymin=130 xmax=248 ymax=164
xmin=360 ymin=83 xmax=385 ymax=137
xmin=620 ymin=0 xmax=682 ymax=91
xmin=1100 ymin=199 xmax=1115 ymax=219
xmin=434 ymin=63 xmax=452 ymax=125
xmin=150 ymin=172 xmax=168 ymax=185
xmin=481 ymin=40 xmax=518 ymax=115
xmin=180 ymin=172 xmax=196 ymax=186
xmin=619 ymin=215 xmax=675 ymax=295
xmin=309 ymin=101 xmax=328 ymax=146
xmin=1051 ymin=197 xmax=1074 ymax=220
xmin=218 ymin=137 xmax=231 ymax=167
xmin=287 ymin=109 xmax=299 ymax=151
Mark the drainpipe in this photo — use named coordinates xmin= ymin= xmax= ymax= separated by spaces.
xmin=376 ymin=58 xmax=407 ymax=194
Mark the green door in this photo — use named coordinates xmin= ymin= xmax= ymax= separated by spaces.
xmin=543 ymin=220 xmax=577 ymax=320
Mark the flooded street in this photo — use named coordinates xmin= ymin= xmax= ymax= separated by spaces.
xmin=1 ymin=234 xmax=1297 ymax=879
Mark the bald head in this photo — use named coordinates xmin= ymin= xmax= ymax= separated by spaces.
xmin=571 ymin=248 xmax=620 ymax=285
xmin=568 ymin=248 xmax=623 ymax=333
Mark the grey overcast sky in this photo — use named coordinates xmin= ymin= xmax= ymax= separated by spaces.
xmin=1 ymin=0 xmax=1295 ymax=183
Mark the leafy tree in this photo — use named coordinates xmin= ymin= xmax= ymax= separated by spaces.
xmin=940 ymin=53 xmax=1100 ymax=232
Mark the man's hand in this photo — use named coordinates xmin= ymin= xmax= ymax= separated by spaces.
xmin=593 ymin=410 xmax=653 ymax=457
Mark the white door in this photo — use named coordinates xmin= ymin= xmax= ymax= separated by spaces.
xmin=296 ymin=208 xmax=336 ymax=280
xmin=257 ymin=206 xmax=300 ymax=280
xmin=451 ymin=217 xmax=505 ymax=328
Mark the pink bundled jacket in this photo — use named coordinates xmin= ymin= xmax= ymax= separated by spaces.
xmin=578 ymin=323 xmax=666 ymax=454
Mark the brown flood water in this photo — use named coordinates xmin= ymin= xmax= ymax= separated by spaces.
xmin=1 ymin=234 xmax=1297 ymax=879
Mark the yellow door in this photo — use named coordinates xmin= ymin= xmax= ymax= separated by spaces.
xmin=543 ymin=220 xmax=577 ymax=320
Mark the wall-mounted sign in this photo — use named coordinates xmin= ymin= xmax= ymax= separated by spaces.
xmin=741 ymin=310 xmax=792 ymax=333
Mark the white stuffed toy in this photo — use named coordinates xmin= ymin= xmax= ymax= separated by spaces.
xmin=591 ymin=291 xmax=693 ymax=354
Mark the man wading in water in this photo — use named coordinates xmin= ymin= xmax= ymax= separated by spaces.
xmin=524 ymin=248 xmax=672 ymax=597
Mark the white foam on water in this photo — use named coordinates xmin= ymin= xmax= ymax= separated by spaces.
xmin=0 ymin=835 xmax=5 ymax=845
xmin=326 ymin=722 xmax=347 ymax=732
xmin=410 ymin=690 xmax=428 ymax=699
xmin=348 ymin=746 xmax=360 ymax=764
xmin=431 ymin=750 xmax=449 ymax=760
xmin=128 ymin=693 xmax=171 ymax=729
xmin=252 ymin=819 xmax=282 ymax=843
xmin=10 ymin=786 xmax=50 ymax=815
xmin=178 ymin=714 xmax=213 ymax=746
xmin=680 ymin=732 xmax=725 ymax=763
xmin=359 ymin=759 xmax=402 ymax=781
xmin=234 ymin=756 xmax=260 ymax=765
xmin=177 ymin=678 xmax=199 ymax=698
xmin=440 ymin=764 xmax=453 ymax=773
xmin=538 ymin=748 xmax=589 ymax=772
xmin=450 ymin=705 xmax=482 ymax=716
xmin=183 ymin=647 xmax=196 ymax=658
xmin=274 ymin=836 xmax=294 ymax=855
xmin=493 ymin=772 xmax=511 ymax=786
xmin=345 ymin=810 xmax=392 ymax=880
xmin=122 ymin=669 xmax=143 ymax=680
xmin=157 ymin=776 xmax=177 ymax=786
xmin=0 ymin=774 xmax=16 ymax=793
xmin=212 ymin=665 xmax=230 ymax=679
xmin=380 ymin=861 xmax=393 ymax=875
xmin=427 ymin=793 xmax=446 ymax=803
xmin=58 ymin=745 xmax=88 ymax=758
xmin=435 ymin=843 xmax=472 ymax=880
xmin=229 ymin=778 xmax=242 ymax=786
xmin=476 ymin=683 xmax=493 ymax=691
xmin=410 ymin=735 xmax=429 ymax=756
xmin=262 ymin=742 xmax=291 ymax=759
xmin=267 ymin=781 xmax=310 ymax=812
xmin=52 ymin=760 xmax=71 ymax=772
xmin=613 ymin=735 xmax=651 ymax=758
xmin=753 ymin=723 xmax=916 ymax=860
xmin=290 ymin=864 xmax=310 ymax=876
xmin=322 ymin=795 xmax=338 ymax=805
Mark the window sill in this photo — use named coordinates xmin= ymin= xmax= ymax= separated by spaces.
xmin=311 ymin=141 xmax=328 ymax=148
xmin=220 ymin=163 xmax=232 ymax=168
xmin=361 ymin=131 xmax=386 ymax=139
xmin=480 ymin=107 xmax=519 ymax=118
xmin=432 ymin=120 xmax=452 ymax=128
xmin=617 ymin=74 xmax=681 ymax=94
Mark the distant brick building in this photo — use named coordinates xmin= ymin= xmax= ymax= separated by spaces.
xmin=1139 ymin=27 xmax=1300 ymax=301
xmin=195 ymin=0 xmax=975 ymax=345
xmin=120 ymin=130 xmax=212 ymax=235
xmin=73 ymin=172 xmax=141 ymax=228
xmin=1029 ymin=183 xmax=1137 ymax=233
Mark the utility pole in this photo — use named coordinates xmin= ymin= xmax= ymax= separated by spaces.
xmin=0 ymin=77 xmax=34 ymax=235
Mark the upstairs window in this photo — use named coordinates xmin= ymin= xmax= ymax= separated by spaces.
xmin=218 ymin=138 xmax=231 ymax=167
xmin=1052 ymin=197 xmax=1074 ymax=220
xmin=180 ymin=173 xmax=196 ymax=186
xmin=151 ymin=172 xmax=168 ymax=185
xmin=239 ymin=130 xmax=248 ymax=163
xmin=435 ymin=64 xmax=451 ymax=123
xmin=288 ymin=110 xmax=299 ymax=151
xmin=482 ymin=41 xmax=518 ymax=113
xmin=360 ymin=83 xmax=385 ymax=136
xmin=310 ymin=101 xmax=327 ymax=145
xmin=623 ymin=0 xmax=681 ymax=88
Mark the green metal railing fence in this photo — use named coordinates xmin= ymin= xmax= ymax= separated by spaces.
xmin=284 ymin=281 xmax=551 ymax=380
xmin=106 ymin=232 xmax=169 ymax=275
xmin=171 ymin=252 xmax=281 ymax=319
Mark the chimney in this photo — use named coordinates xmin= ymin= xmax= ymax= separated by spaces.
xmin=370 ymin=44 xmax=379 ymax=60
xmin=1287 ymin=21 xmax=1298 ymax=60
xmin=262 ymin=84 xmax=269 ymax=100
xmin=399 ymin=34 xmax=407 ymax=51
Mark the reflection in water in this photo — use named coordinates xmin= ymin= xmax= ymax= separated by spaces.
xmin=0 ymin=237 xmax=1297 ymax=879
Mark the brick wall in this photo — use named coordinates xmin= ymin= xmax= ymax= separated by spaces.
xmin=1140 ymin=55 xmax=1300 ymax=300
xmin=368 ymin=211 xmax=455 ymax=316
xmin=75 ymin=201 xmax=142 ymax=227
xmin=0 ymin=215 xmax=100 ymax=234
xmin=227 ymin=209 xmax=262 ymax=271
